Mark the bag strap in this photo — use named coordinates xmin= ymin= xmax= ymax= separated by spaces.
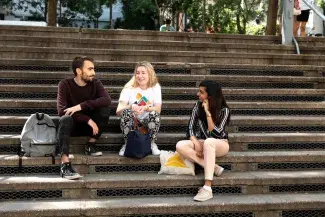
xmin=132 ymin=113 xmax=140 ymax=130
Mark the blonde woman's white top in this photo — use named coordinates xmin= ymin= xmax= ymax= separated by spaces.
xmin=119 ymin=84 xmax=162 ymax=120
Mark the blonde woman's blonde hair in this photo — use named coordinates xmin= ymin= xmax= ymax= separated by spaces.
xmin=124 ymin=61 xmax=159 ymax=88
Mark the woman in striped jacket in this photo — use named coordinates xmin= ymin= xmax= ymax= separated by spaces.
xmin=176 ymin=80 xmax=230 ymax=202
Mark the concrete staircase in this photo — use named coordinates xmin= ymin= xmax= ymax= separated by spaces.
xmin=1 ymin=25 xmax=325 ymax=217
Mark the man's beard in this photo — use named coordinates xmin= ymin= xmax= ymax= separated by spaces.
xmin=81 ymin=73 xmax=94 ymax=83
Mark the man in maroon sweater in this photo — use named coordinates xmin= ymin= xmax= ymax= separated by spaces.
xmin=57 ymin=56 xmax=111 ymax=180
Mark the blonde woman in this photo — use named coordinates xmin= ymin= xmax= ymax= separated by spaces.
xmin=116 ymin=61 xmax=162 ymax=156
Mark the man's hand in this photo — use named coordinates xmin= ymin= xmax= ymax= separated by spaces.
xmin=88 ymin=119 xmax=99 ymax=136
xmin=64 ymin=105 xmax=81 ymax=116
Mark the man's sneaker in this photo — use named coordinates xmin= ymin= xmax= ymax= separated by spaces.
xmin=119 ymin=144 xmax=126 ymax=156
xmin=214 ymin=165 xmax=224 ymax=177
xmin=151 ymin=142 xmax=161 ymax=155
xmin=193 ymin=188 xmax=213 ymax=202
xmin=85 ymin=142 xmax=102 ymax=156
xmin=60 ymin=162 xmax=82 ymax=180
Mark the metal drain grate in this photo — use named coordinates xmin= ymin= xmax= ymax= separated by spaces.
xmin=248 ymin=143 xmax=325 ymax=150
xmin=4 ymin=108 xmax=325 ymax=117
xmin=155 ymin=68 xmax=191 ymax=74
xmin=97 ymin=144 xmax=176 ymax=153
xmin=10 ymin=125 xmax=187 ymax=134
xmin=97 ymin=186 xmax=241 ymax=197
xmin=0 ymin=92 xmax=57 ymax=99
xmin=95 ymin=164 xmax=161 ymax=173
xmin=282 ymin=210 xmax=325 ymax=217
xmin=95 ymin=67 xmax=132 ymax=73
xmin=97 ymin=67 xmax=191 ymax=74
xmin=0 ymin=79 xmax=60 ymax=85
xmin=0 ymin=79 xmax=314 ymax=89
xmin=0 ymin=125 xmax=23 ymax=133
xmin=218 ymin=82 xmax=313 ymax=89
xmin=0 ymin=145 xmax=19 ymax=153
xmin=0 ymin=108 xmax=192 ymax=116
xmin=226 ymin=95 xmax=324 ymax=102
xmin=238 ymin=126 xmax=325 ymax=132
xmin=1 ymin=92 xmax=323 ymax=102
xmin=210 ymin=69 xmax=304 ymax=76
xmin=0 ymin=65 xmax=69 ymax=71
xmin=0 ymin=166 xmax=60 ymax=175
xmin=232 ymin=109 xmax=325 ymax=116
xmin=123 ymin=213 xmax=253 ymax=217
xmin=0 ymin=108 xmax=57 ymax=116
xmin=270 ymin=184 xmax=325 ymax=193
xmin=258 ymin=162 xmax=325 ymax=170
xmin=0 ymin=190 xmax=62 ymax=200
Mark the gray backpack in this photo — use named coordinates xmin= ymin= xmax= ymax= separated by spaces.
xmin=20 ymin=113 xmax=57 ymax=158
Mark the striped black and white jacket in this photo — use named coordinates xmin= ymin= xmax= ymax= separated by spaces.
xmin=186 ymin=101 xmax=230 ymax=140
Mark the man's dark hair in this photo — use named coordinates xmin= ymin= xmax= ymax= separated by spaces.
xmin=72 ymin=56 xmax=94 ymax=76
xmin=166 ymin=19 xmax=171 ymax=25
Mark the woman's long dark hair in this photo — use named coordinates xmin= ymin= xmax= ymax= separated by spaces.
xmin=198 ymin=80 xmax=230 ymax=125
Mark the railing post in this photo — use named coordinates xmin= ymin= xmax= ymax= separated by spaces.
xmin=282 ymin=0 xmax=294 ymax=45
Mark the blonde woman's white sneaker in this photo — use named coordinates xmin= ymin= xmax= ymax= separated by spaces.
xmin=151 ymin=143 xmax=161 ymax=155
xmin=119 ymin=144 xmax=126 ymax=156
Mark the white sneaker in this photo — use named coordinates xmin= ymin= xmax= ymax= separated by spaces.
xmin=193 ymin=188 xmax=213 ymax=202
xmin=119 ymin=144 xmax=126 ymax=156
xmin=151 ymin=142 xmax=161 ymax=155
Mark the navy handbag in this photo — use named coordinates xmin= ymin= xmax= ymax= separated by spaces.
xmin=124 ymin=116 xmax=152 ymax=159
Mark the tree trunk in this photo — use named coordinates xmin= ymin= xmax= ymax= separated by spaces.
xmin=202 ymin=0 xmax=206 ymax=32
xmin=47 ymin=0 xmax=57 ymax=27
xmin=265 ymin=0 xmax=279 ymax=35
xmin=44 ymin=0 xmax=48 ymax=22
xmin=154 ymin=0 xmax=161 ymax=27
xmin=110 ymin=1 xmax=113 ymax=29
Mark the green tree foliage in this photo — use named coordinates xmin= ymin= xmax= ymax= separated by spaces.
xmin=120 ymin=0 xmax=157 ymax=30
xmin=1 ymin=0 xmax=49 ymax=21
xmin=202 ymin=0 xmax=265 ymax=34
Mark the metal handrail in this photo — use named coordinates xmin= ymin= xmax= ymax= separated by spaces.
xmin=292 ymin=36 xmax=301 ymax=54
xmin=301 ymin=0 xmax=325 ymax=22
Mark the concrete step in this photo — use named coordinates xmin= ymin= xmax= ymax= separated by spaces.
xmin=6 ymin=85 xmax=325 ymax=94
xmin=0 ymin=26 xmax=282 ymax=44
xmin=2 ymin=35 xmax=325 ymax=56
xmin=2 ymin=58 xmax=323 ymax=77
xmin=1 ymin=100 xmax=325 ymax=117
xmin=1 ymin=171 xmax=325 ymax=200
xmin=1 ymin=193 xmax=325 ymax=217
xmin=1 ymin=46 xmax=325 ymax=66
xmin=2 ymin=132 xmax=325 ymax=153
xmin=1 ymin=115 xmax=325 ymax=134
xmin=2 ymin=71 xmax=322 ymax=83
xmin=1 ymin=85 xmax=324 ymax=102
xmin=0 ymin=71 xmax=322 ymax=89
xmin=0 ymin=35 xmax=298 ymax=54
xmin=1 ymin=151 xmax=325 ymax=174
